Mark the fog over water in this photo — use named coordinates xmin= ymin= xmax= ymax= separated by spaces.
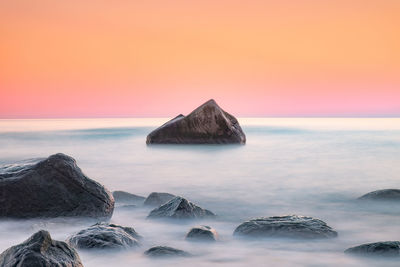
xmin=0 ymin=118 xmax=399 ymax=266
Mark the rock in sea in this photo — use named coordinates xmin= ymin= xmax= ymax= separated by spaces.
xmin=144 ymin=246 xmax=191 ymax=258
xmin=67 ymin=223 xmax=141 ymax=250
xmin=358 ymin=189 xmax=400 ymax=201
xmin=0 ymin=230 xmax=83 ymax=267
xmin=0 ymin=153 xmax=114 ymax=219
xmin=144 ymin=192 xmax=176 ymax=207
xmin=233 ymin=215 xmax=338 ymax=239
xmin=113 ymin=191 xmax=146 ymax=204
xmin=345 ymin=241 xmax=400 ymax=257
xmin=147 ymin=196 xmax=215 ymax=219
xmin=186 ymin=225 xmax=218 ymax=242
xmin=146 ymin=99 xmax=246 ymax=144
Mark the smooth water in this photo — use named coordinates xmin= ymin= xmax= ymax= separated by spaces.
xmin=0 ymin=118 xmax=399 ymax=266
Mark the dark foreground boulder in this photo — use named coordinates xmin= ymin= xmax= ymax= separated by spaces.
xmin=147 ymin=196 xmax=215 ymax=219
xmin=186 ymin=225 xmax=218 ymax=242
xmin=345 ymin=241 xmax=400 ymax=257
xmin=358 ymin=189 xmax=400 ymax=201
xmin=144 ymin=246 xmax=191 ymax=258
xmin=0 ymin=153 xmax=114 ymax=219
xmin=0 ymin=230 xmax=83 ymax=267
xmin=144 ymin=192 xmax=176 ymax=207
xmin=233 ymin=215 xmax=338 ymax=239
xmin=146 ymin=99 xmax=246 ymax=144
xmin=113 ymin=191 xmax=145 ymax=204
xmin=67 ymin=223 xmax=141 ymax=250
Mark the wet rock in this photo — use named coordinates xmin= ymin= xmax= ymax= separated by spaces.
xmin=67 ymin=223 xmax=141 ymax=250
xmin=0 ymin=153 xmax=114 ymax=219
xmin=0 ymin=230 xmax=83 ymax=267
xmin=186 ymin=225 xmax=218 ymax=242
xmin=345 ymin=241 xmax=400 ymax=257
xmin=113 ymin=191 xmax=145 ymax=204
xmin=233 ymin=215 xmax=338 ymax=239
xmin=147 ymin=196 xmax=215 ymax=219
xmin=146 ymin=99 xmax=246 ymax=144
xmin=144 ymin=192 xmax=176 ymax=207
xmin=144 ymin=246 xmax=191 ymax=258
xmin=358 ymin=189 xmax=400 ymax=201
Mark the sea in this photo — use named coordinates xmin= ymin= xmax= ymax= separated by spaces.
xmin=0 ymin=118 xmax=399 ymax=266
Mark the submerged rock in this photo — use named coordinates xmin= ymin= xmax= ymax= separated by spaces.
xmin=113 ymin=191 xmax=145 ymax=204
xmin=144 ymin=246 xmax=191 ymax=258
xmin=358 ymin=189 xmax=400 ymax=201
xmin=0 ymin=230 xmax=83 ymax=267
xmin=147 ymin=196 xmax=215 ymax=219
xmin=67 ymin=223 xmax=141 ymax=250
xmin=0 ymin=153 xmax=114 ymax=219
xmin=186 ymin=225 xmax=218 ymax=242
xmin=345 ymin=241 xmax=400 ymax=257
xmin=144 ymin=192 xmax=176 ymax=207
xmin=146 ymin=99 xmax=246 ymax=144
xmin=233 ymin=215 xmax=338 ymax=239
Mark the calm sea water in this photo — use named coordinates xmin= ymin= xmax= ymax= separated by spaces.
xmin=0 ymin=118 xmax=399 ymax=266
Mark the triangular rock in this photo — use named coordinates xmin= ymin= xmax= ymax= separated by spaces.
xmin=146 ymin=99 xmax=246 ymax=144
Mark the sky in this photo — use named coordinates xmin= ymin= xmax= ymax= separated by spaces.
xmin=0 ymin=0 xmax=399 ymax=118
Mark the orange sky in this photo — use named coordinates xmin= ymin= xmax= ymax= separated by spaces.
xmin=0 ymin=0 xmax=399 ymax=118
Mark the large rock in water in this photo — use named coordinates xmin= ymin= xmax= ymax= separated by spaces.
xmin=0 ymin=153 xmax=114 ymax=219
xmin=0 ymin=230 xmax=83 ymax=267
xmin=67 ymin=223 xmax=141 ymax=250
xmin=358 ymin=189 xmax=400 ymax=201
xmin=147 ymin=196 xmax=215 ymax=219
xmin=143 ymin=192 xmax=176 ymax=207
xmin=146 ymin=99 xmax=246 ymax=144
xmin=345 ymin=241 xmax=400 ymax=257
xmin=233 ymin=215 xmax=338 ymax=239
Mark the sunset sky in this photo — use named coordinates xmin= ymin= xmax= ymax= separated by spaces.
xmin=0 ymin=0 xmax=399 ymax=118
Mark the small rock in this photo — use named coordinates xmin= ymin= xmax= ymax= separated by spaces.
xmin=144 ymin=192 xmax=176 ymax=207
xmin=144 ymin=246 xmax=191 ymax=258
xmin=345 ymin=241 xmax=400 ymax=257
xmin=186 ymin=225 xmax=218 ymax=242
xmin=147 ymin=196 xmax=215 ymax=219
xmin=233 ymin=215 xmax=338 ymax=239
xmin=0 ymin=230 xmax=83 ymax=267
xmin=113 ymin=191 xmax=145 ymax=204
xmin=358 ymin=189 xmax=400 ymax=201
xmin=67 ymin=222 xmax=141 ymax=250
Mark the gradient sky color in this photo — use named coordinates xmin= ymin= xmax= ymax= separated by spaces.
xmin=0 ymin=0 xmax=399 ymax=118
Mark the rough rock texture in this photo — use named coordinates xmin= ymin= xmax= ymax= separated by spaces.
xmin=0 ymin=230 xmax=83 ymax=267
xmin=358 ymin=189 xmax=400 ymax=201
xmin=67 ymin=223 xmax=141 ymax=250
xmin=0 ymin=153 xmax=114 ymax=219
xmin=345 ymin=241 xmax=400 ymax=257
xmin=146 ymin=99 xmax=246 ymax=144
xmin=147 ymin=196 xmax=215 ymax=219
xmin=233 ymin=215 xmax=338 ymax=239
xmin=144 ymin=246 xmax=190 ymax=258
xmin=143 ymin=192 xmax=176 ymax=207
xmin=113 ymin=191 xmax=145 ymax=204
xmin=185 ymin=226 xmax=218 ymax=242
